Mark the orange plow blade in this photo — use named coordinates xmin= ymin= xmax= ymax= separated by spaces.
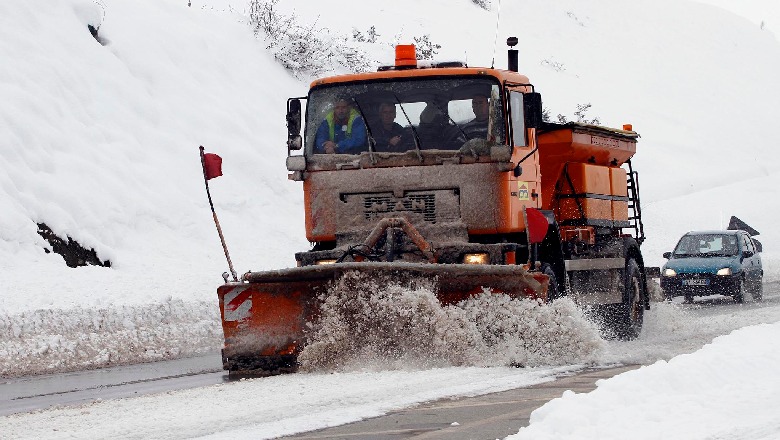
xmin=217 ymin=262 xmax=548 ymax=375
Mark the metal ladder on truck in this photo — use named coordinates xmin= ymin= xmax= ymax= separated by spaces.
xmin=626 ymin=160 xmax=645 ymax=244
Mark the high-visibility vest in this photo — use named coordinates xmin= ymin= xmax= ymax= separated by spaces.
xmin=326 ymin=109 xmax=360 ymax=141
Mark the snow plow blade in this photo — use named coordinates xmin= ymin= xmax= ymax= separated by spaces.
xmin=218 ymin=262 xmax=548 ymax=375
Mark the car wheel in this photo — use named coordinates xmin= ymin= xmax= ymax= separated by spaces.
xmin=751 ymin=278 xmax=763 ymax=301
xmin=733 ymin=277 xmax=746 ymax=304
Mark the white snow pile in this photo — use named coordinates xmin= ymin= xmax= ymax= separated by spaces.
xmin=299 ymin=272 xmax=604 ymax=371
xmin=0 ymin=299 xmax=221 ymax=377
xmin=508 ymin=321 xmax=780 ymax=440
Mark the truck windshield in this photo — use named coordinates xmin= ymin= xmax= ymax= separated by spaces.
xmin=305 ymin=77 xmax=505 ymax=156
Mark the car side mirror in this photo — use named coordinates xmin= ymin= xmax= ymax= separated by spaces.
xmin=742 ymin=250 xmax=754 ymax=259
xmin=523 ymin=92 xmax=543 ymax=129
xmin=663 ymin=252 xmax=671 ymax=259
xmin=287 ymin=98 xmax=302 ymax=151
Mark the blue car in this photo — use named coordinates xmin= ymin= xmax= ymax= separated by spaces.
xmin=660 ymin=229 xmax=762 ymax=303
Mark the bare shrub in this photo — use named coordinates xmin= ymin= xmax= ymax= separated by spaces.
xmin=413 ymin=34 xmax=441 ymax=60
xmin=472 ymin=0 xmax=491 ymax=10
xmin=248 ymin=0 xmax=372 ymax=78
xmin=545 ymin=103 xmax=601 ymax=125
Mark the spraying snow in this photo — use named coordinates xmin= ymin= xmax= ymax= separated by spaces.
xmin=299 ymin=272 xmax=604 ymax=372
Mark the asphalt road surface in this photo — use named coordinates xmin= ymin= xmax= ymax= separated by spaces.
xmin=2 ymin=281 xmax=778 ymax=438
xmin=279 ymin=365 xmax=640 ymax=440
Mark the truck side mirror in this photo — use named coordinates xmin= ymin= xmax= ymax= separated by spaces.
xmin=523 ymin=92 xmax=543 ymax=129
xmin=662 ymin=252 xmax=671 ymax=259
xmin=287 ymin=98 xmax=302 ymax=151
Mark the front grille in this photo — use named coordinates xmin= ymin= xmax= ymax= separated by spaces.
xmin=363 ymin=194 xmax=436 ymax=222
xmin=339 ymin=189 xmax=461 ymax=229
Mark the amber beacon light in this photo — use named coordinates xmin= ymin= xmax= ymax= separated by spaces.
xmin=395 ymin=44 xmax=417 ymax=67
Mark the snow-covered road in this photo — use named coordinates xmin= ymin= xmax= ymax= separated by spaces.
xmin=3 ymin=286 xmax=779 ymax=439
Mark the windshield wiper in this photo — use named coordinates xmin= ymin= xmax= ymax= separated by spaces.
xmin=393 ymin=94 xmax=423 ymax=162
xmin=352 ymin=98 xmax=377 ymax=163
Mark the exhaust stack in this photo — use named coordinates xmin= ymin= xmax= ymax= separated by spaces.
xmin=507 ymin=36 xmax=519 ymax=72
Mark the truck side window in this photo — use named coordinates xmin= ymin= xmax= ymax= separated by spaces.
xmin=509 ymin=91 xmax=527 ymax=147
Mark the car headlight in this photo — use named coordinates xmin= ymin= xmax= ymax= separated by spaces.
xmin=463 ymin=253 xmax=490 ymax=264
xmin=315 ymin=259 xmax=337 ymax=265
xmin=717 ymin=267 xmax=732 ymax=276
xmin=663 ymin=268 xmax=677 ymax=277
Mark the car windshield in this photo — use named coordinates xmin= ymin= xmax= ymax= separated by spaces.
xmin=304 ymin=77 xmax=506 ymax=156
xmin=673 ymin=234 xmax=739 ymax=257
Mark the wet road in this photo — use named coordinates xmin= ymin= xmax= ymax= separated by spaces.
xmin=2 ymin=281 xmax=778 ymax=435
xmin=279 ymin=365 xmax=640 ymax=440
xmin=0 ymin=353 xmax=225 ymax=416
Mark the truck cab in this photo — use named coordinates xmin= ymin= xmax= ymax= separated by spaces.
xmin=282 ymin=42 xmax=649 ymax=339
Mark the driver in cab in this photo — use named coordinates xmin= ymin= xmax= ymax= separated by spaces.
xmin=314 ymin=97 xmax=367 ymax=154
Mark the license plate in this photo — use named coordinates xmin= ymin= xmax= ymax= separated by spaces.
xmin=682 ymin=279 xmax=709 ymax=286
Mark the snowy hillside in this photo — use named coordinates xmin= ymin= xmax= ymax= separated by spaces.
xmin=2 ymin=0 xmax=780 ymax=376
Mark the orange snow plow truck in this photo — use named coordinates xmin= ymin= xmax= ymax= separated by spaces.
xmin=217 ymin=40 xmax=650 ymax=375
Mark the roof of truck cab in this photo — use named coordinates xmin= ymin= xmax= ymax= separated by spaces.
xmin=309 ymin=67 xmax=532 ymax=88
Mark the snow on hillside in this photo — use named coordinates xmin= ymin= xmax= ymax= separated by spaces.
xmin=2 ymin=0 xmax=780 ymax=378
xmin=695 ymin=0 xmax=780 ymax=34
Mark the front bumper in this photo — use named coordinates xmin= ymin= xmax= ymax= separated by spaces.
xmin=660 ymin=272 xmax=740 ymax=298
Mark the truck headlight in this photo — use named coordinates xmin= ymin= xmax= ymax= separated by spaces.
xmin=717 ymin=267 xmax=732 ymax=276
xmin=663 ymin=268 xmax=677 ymax=277
xmin=463 ymin=253 xmax=489 ymax=264
xmin=315 ymin=259 xmax=337 ymax=265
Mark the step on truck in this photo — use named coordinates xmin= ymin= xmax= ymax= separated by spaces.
xmin=216 ymin=39 xmax=650 ymax=375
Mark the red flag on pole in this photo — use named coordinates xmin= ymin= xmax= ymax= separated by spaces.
xmin=198 ymin=146 xmax=237 ymax=282
xmin=525 ymin=207 xmax=549 ymax=244
xmin=203 ymin=153 xmax=223 ymax=180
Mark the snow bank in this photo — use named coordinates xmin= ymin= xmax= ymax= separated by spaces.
xmin=508 ymin=321 xmax=780 ymax=440
xmin=0 ymin=299 xmax=221 ymax=377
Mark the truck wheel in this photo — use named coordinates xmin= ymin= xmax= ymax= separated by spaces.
xmin=601 ymin=258 xmax=644 ymax=340
xmin=541 ymin=263 xmax=562 ymax=301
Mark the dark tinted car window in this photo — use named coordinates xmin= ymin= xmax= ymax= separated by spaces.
xmin=674 ymin=234 xmax=739 ymax=257
xmin=742 ymin=234 xmax=753 ymax=253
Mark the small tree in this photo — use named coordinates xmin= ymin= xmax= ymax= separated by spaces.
xmin=248 ymin=0 xmax=372 ymax=78
xmin=547 ymin=103 xmax=600 ymax=125
xmin=413 ymin=34 xmax=441 ymax=60
xmin=353 ymin=26 xmax=380 ymax=43
xmin=472 ymin=0 xmax=491 ymax=10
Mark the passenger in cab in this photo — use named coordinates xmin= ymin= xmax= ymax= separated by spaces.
xmin=462 ymin=94 xmax=490 ymax=140
xmin=416 ymin=103 xmax=465 ymax=149
xmin=372 ymin=102 xmax=405 ymax=152
xmin=314 ymin=97 xmax=368 ymax=154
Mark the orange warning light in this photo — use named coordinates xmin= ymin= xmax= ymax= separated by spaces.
xmin=395 ymin=44 xmax=417 ymax=67
xmin=623 ymin=124 xmax=633 ymax=131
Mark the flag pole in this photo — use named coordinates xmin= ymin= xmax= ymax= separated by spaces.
xmin=199 ymin=146 xmax=238 ymax=282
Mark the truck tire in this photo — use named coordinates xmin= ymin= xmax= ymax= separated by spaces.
xmin=541 ymin=263 xmax=562 ymax=301
xmin=601 ymin=258 xmax=644 ymax=340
